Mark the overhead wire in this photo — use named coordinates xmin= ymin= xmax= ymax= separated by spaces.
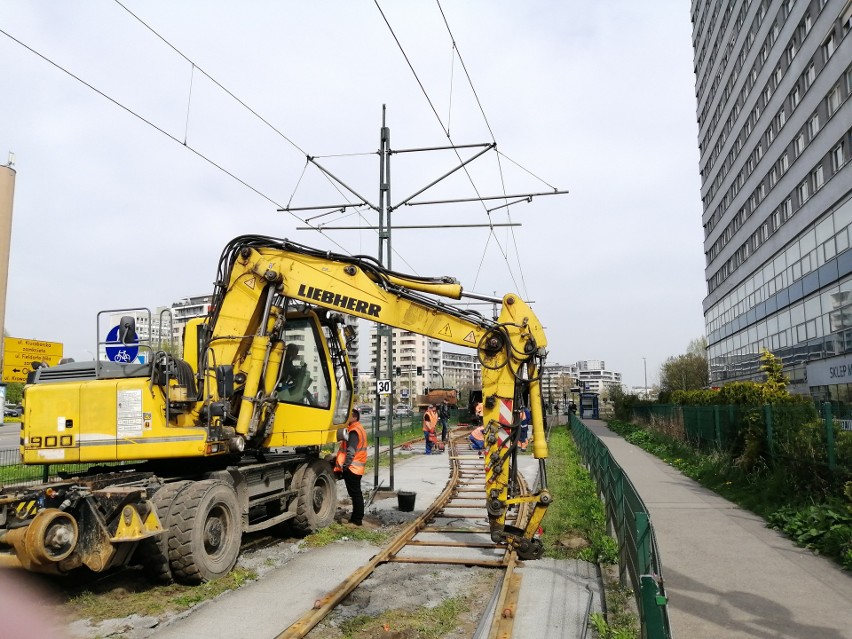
xmin=435 ymin=0 xmax=529 ymax=298
xmin=111 ymin=1 xmax=425 ymax=272
xmin=112 ymin=0 xmax=308 ymax=157
xmin=0 ymin=25 xmax=352 ymax=254
xmin=374 ymin=0 xmax=563 ymax=300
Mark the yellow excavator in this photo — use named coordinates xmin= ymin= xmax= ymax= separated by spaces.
xmin=0 ymin=235 xmax=550 ymax=582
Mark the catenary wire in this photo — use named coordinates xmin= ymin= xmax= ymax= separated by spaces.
xmin=373 ymin=0 xmax=525 ymax=296
xmin=435 ymin=0 xmax=529 ymax=297
xmin=113 ymin=0 xmax=420 ymax=273
xmin=113 ymin=0 xmax=308 ymax=158
xmin=0 ymin=26 xmax=352 ymax=254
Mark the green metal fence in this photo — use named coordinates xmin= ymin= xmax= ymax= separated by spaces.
xmin=632 ymin=402 xmax=852 ymax=486
xmin=0 ymin=447 xmax=137 ymax=488
xmin=570 ymin=413 xmax=672 ymax=639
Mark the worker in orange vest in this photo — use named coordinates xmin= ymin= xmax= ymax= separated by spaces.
xmin=334 ymin=408 xmax=368 ymax=526
xmin=474 ymin=401 xmax=483 ymax=426
xmin=423 ymin=405 xmax=439 ymax=455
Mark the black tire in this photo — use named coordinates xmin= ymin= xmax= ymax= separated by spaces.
xmin=136 ymin=480 xmax=193 ymax=582
xmin=290 ymin=460 xmax=337 ymax=535
xmin=167 ymin=480 xmax=242 ymax=583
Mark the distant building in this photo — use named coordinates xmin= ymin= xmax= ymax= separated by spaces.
xmin=442 ymin=350 xmax=481 ymax=399
xmin=541 ymin=363 xmax=579 ymax=405
xmin=367 ymin=326 xmax=441 ymax=404
xmin=575 ymin=360 xmax=623 ymax=396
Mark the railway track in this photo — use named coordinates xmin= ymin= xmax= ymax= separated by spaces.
xmin=275 ymin=431 xmax=535 ymax=639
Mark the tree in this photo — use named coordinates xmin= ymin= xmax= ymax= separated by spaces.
xmin=4 ymin=382 xmax=23 ymax=404
xmin=659 ymin=336 xmax=709 ymax=396
xmin=759 ymin=348 xmax=788 ymax=400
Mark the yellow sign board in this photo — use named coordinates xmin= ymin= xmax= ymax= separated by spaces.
xmin=3 ymin=337 xmax=64 ymax=383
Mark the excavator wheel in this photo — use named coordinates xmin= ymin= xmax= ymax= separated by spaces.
xmin=167 ymin=480 xmax=242 ymax=583
xmin=136 ymin=480 xmax=192 ymax=582
xmin=290 ymin=459 xmax=337 ymax=535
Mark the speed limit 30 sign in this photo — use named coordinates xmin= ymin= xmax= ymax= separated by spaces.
xmin=376 ymin=379 xmax=392 ymax=395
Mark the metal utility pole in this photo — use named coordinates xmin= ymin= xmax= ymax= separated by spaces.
xmin=279 ymin=107 xmax=568 ymax=495
xmin=643 ymin=357 xmax=648 ymax=399
xmin=375 ymin=105 xmax=395 ymax=490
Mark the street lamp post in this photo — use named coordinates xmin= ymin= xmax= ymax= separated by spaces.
xmin=642 ymin=357 xmax=648 ymax=399
xmin=430 ymin=369 xmax=445 ymax=389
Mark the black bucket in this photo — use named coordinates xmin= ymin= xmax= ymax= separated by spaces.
xmin=397 ymin=490 xmax=416 ymax=512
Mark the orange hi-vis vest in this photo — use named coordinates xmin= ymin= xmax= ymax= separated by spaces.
xmin=335 ymin=420 xmax=368 ymax=476
xmin=423 ymin=409 xmax=437 ymax=433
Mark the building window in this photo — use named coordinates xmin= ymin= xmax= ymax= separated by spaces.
xmin=803 ymin=64 xmax=816 ymax=90
xmin=787 ymin=41 xmax=797 ymax=65
xmin=780 ymin=153 xmax=789 ymax=173
xmin=812 ymin=164 xmax=824 ymax=191
xmin=832 ymin=142 xmax=846 ymax=172
xmin=769 ymin=166 xmax=778 ymax=186
xmin=798 ymin=180 xmax=810 ymax=204
xmin=794 ymin=133 xmax=805 ymax=156
xmin=791 ymin=84 xmax=800 ymax=108
xmin=827 ymin=85 xmax=841 ymax=115
xmin=781 ymin=197 xmax=793 ymax=221
xmin=823 ymin=32 xmax=836 ymax=62
xmin=808 ymin=114 xmax=820 ymax=139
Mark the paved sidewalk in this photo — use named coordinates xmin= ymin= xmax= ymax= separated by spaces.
xmin=582 ymin=418 xmax=852 ymax=639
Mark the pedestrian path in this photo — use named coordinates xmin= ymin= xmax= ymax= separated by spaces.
xmin=582 ymin=418 xmax=852 ymax=639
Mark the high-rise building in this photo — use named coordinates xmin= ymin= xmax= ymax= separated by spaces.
xmin=368 ymin=326 xmax=441 ymax=404
xmin=442 ymin=350 xmax=481 ymax=397
xmin=694 ymin=0 xmax=852 ymax=401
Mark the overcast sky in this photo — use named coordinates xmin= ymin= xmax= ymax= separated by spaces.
xmin=0 ymin=1 xmax=705 ymax=389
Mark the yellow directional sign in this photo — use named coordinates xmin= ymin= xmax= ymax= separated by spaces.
xmin=3 ymin=337 xmax=64 ymax=383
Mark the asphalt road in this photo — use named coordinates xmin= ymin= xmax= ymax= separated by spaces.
xmin=0 ymin=421 xmax=20 ymax=449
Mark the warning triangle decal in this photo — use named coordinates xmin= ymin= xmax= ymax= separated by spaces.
xmin=438 ymin=323 xmax=452 ymax=338
xmin=245 ymin=277 xmax=256 ymax=290
xmin=463 ymin=331 xmax=477 ymax=344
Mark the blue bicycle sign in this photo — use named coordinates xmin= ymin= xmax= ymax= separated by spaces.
xmin=105 ymin=325 xmax=139 ymax=363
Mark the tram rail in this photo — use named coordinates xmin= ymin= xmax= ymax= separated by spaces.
xmin=275 ymin=429 xmax=535 ymax=639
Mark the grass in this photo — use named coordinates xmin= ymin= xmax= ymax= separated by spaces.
xmin=303 ymin=522 xmax=393 ymax=548
xmin=541 ymin=427 xmax=618 ymax=564
xmin=541 ymin=425 xmax=639 ymax=638
xmin=62 ymin=567 xmax=257 ymax=623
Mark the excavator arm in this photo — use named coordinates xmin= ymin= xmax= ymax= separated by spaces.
xmin=203 ymin=235 xmax=550 ymax=558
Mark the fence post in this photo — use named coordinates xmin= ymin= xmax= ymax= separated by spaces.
xmin=714 ymin=405 xmax=721 ymax=449
xmin=637 ymin=512 xmax=668 ymax=639
xmin=823 ymin=402 xmax=836 ymax=473
xmin=42 ymin=464 xmax=49 ymax=483
xmin=616 ymin=468 xmax=627 ymax=588
xmin=764 ymin=404 xmax=774 ymax=461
